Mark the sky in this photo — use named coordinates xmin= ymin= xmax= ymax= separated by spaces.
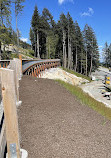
xmin=11 ymin=0 xmax=111 ymax=61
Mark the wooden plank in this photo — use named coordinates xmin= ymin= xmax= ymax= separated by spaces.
xmin=19 ymin=54 xmax=22 ymax=74
xmin=0 ymin=120 xmax=6 ymax=158
xmin=9 ymin=60 xmax=19 ymax=103
xmin=14 ymin=58 xmax=22 ymax=80
xmin=0 ymin=68 xmax=21 ymax=158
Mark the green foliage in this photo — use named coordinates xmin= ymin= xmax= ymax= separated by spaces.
xmin=1 ymin=50 xmax=11 ymax=59
xmin=0 ymin=0 xmax=11 ymax=26
xmin=102 ymin=42 xmax=111 ymax=67
xmin=83 ymin=24 xmax=99 ymax=74
xmin=56 ymin=80 xmax=111 ymax=120
xmin=14 ymin=0 xmax=25 ymax=17
xmin=0 ymin=25 xmax=11 ymax=44
xmin=10 ymin=53 xmax=19 ymax=59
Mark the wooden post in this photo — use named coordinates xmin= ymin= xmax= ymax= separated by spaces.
xmin=0 ymin=68 xmax=21 ymax=158
xmin=19 ymin=54 xmax=22 ymax=74
xmin=9 ymin=60 xmax=19 ymax=104
xmin=14 ymin=58 xmax=22 ymax=80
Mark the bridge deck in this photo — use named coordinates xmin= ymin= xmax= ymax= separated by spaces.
xmin=18 ymin=76 xmax=111 ymax=158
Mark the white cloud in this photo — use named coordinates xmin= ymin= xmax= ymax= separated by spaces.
xmin=89 ymin=8 xmax=94 ymax=14
xmin=20 ymin=37 xmax=28 ymax=43
xmin=81 ymin=7 xmax=94 ymax=17
xmin=99 ymin=45 xmax=103 ymax=48
xmin=58 ymin=0 xmax=74 ymax=5
xmin=58 ymin=0 xmax=65 ymax=4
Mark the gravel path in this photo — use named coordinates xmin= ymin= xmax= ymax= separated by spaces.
xmin=18 ymin=76 xmax=111 ymax=158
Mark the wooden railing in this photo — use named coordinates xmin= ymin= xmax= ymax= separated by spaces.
xmin=0 ymin=58 xmax=22 ymax=158
xmin=0 ymin=60 xmax=10 ymax=68
xmin=22 ymin=59 xmax=61 ymax=77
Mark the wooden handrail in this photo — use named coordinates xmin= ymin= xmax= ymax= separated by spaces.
xmin=0 ymin=58 xmax=22 ymax=158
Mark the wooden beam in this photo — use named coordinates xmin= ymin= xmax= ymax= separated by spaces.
xmin=14 ymin=58 xmax=22 ymax=80
xmin=19 ymin=54 xmax=22 ymax=74
xmin=9 ymin=60 xmax=19 ymax=104
xmin=0 ymin=68 xmax=21 ymax=158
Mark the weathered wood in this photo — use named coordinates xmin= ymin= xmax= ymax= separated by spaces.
xmin=0 ymin=68 xmax=21 ymax=158
xmin=9 ymin=60 xmax=19 ymax=104
xmin=0 ymin=119 xmax=6 ymax=158
xmin=14 ymin=58 xmax=22 ymax=80
xmin=19 ymin=54 xmax=22 ymax=73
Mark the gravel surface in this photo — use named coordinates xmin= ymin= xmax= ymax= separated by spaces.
xmin=18 ymin=76 xmax=111 ymax=158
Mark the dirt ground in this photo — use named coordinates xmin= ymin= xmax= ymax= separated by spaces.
xmin=18 ymin=76 xmax=111 ymax=158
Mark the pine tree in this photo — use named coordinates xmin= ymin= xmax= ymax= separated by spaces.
xmin=73 ymin=21 xmax=83 ymax=72
xmin=83 ymin=24 xmax=99 ymax=75
xmin=29 ymin=27 xmax=34 ymax=50
xmin=58 ymin=13 xmax=67 ymax=68
xmin=103 ymin=42 xmax=110 ymax=67
xmin=0 ymin=0 xmax=11 ymax=59
xmin=31 ymin=5 xmax=40 ymax=58
xmin=67 ymin=12 xmax=74 ymax=69
xmin=14 ymin=0 xmax=25 ymax=47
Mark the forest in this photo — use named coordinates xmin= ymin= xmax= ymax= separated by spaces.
xmin=30 ymin=5 xmax=99 ymax=75
xmin=0 ymin=0 xmax=100 ymax=75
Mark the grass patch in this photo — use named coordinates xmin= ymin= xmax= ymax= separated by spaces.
xmin=56 ymin=79 xmax=111 ymax=120
xmin=61 ymin=67 xmax=91 ymax=82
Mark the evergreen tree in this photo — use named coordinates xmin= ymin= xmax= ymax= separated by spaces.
xmin=67 ymin=12 xmax=74 ymax=69
xmin=0 ymin=0 xmax=11 ymax=59
xmin=103 ymin=42 xmax=111 ymax=67
xmin=31 ymin=5 xmax=40 ymax=58
xmin=74 ymin=21 xmax=83 ymax=72
xmin=29 ymin=27 xmax=34 ymax=50
xmin=58 ymin=13 xmax=67 ymax=68
xmin=14 ymin=0 xmax=25 ymax=47
xmin=83 ymin=24 xmax=99 ymax=75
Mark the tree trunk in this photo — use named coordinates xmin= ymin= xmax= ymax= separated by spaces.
xmin=48 ymin=43 xmax=50 ymax=59
xmin=81 ymin=50 xmax=82 ymax=74
xmin=64 ymin=43 xmax=66 ymax=68
xmin=37 ymin=30 xmax=40 ymax=58
xmin=90 ymin=55 xmax=92 ymax=75
xmin=75 ymin=45 xmax=77 ymax=72
xmin=35 ymin=42 xmax=36 ymax=57
xmin=46 ymin=37 xmax=48 ymax=59
xmin=68 ymin=27 xmax=70 ymax=69
xmin=90 ymin=39 xmax=93 ymax=75
xmin=71 ymin=49 xmax=73 ymax=69
xmin=86 ymin=46 xmax=87 ymax=76
xmin=63 ymin=30 xmax=66 ymax=68
xmin=69 ymin=41 xmax=72 ymax=69
xmin=16 ymin=15 xmax=19 ymax=47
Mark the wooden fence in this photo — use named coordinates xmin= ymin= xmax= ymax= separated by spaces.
xmin=23 ymin=59 xmax=61 ymax=77
xmin=0 ymin=58 xmax=22 ymax=158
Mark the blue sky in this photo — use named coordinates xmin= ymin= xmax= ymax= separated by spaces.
xmin=11 ymin=0 xmax=111 ymax=61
